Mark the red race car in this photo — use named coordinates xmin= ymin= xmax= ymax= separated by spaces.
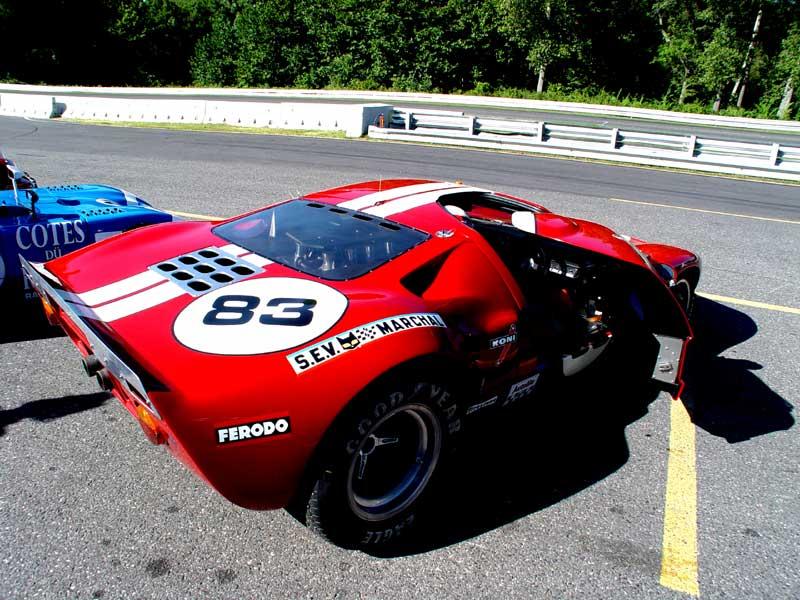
xmin=22 ymin=179 xmax=699 ymax=549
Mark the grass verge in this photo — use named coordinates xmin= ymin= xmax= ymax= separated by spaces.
xmin=66 ymin=119 xmax=348 ymax=139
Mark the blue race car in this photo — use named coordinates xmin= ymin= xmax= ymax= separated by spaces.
xmin=0 ymin=154 xmax=173 ymax=307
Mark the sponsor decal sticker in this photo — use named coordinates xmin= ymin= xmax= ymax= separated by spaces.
xmin=490 ymin=332 xmax=517 ymax=349
xmin=15 ymin=219 xmax=87 ymax=261
xmin=217 ymin=417 xmax=291 ymax=444
xmin=502 ymin=373 xmax=540 ymax=406
xmin=288 ymin=312 xmax=447 ymax=374
xmin=466 ymin=396 xmax=498 ymax=415
xmin=174 ymin=278 xmax=348 ymax=355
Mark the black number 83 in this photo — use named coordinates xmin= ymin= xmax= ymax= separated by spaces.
xmin=202 ymin=295 xmax=317 ymax=327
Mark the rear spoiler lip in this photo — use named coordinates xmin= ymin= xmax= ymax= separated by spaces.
xmin=19 ymin=255 xmax=161 ymax=418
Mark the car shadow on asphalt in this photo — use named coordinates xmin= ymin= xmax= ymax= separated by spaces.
xmin=682 ymin=297 xmax=794 ymax=443
xmin=0 ymin=304 xmax=64 ymax=344
xmin=0 ymin=392 xmax=110 ymax=437
xmin=371 ymin=366 xmax=662 ymax=558
xmin=371 ymin=297 xmax=794 ymax=558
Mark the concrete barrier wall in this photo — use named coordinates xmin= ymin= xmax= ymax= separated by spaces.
xmin=0 ymin=93 xmax=55 ymax=118
xmin=0 ymin=90 xmax=391 ymax=138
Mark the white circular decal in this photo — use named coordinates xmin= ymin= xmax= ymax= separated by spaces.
xmin=173 ymin=277 xmax=348 ymax=355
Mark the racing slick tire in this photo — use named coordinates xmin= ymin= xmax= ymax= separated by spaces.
xmin=304 ymin=374 xmax=461 ymax=551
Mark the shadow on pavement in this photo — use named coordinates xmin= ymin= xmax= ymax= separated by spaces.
xmin=0 ymin=303 xmax=64 ymax=344
xmin=372 ymin=358 xmax=661 ymax=558
xmin=0 ymin=392 xmax=110 ymax=437
xmin=682 ymin=297 xmax=794 ymax=443
xmin=371 ymin=297 xmax=793 ymax=557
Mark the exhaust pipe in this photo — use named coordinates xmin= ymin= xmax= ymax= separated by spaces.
xmin=82 ymin=354 xmax=103 ymax=377
xmin=95 ymin=369 xmax=114 ymax=391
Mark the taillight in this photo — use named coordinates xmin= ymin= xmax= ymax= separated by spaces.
xmin=40 ymin=294 xmax=57 ymax=324
xmin=135 ymin=404 xmax=166 ymax=445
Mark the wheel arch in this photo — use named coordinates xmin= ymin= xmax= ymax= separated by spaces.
xmin=286 ymin=352 xmax=466 ymax=522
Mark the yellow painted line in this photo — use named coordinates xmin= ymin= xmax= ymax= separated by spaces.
xmin=168 ymin=209 xmax=220 ymax=221
xmin=660 ymin=399 xmax=700 ymax=597
xmin=609 ymin=197 xmax=800 ymax=225
xmin=697 ymin=292 xmax=800 ymax=315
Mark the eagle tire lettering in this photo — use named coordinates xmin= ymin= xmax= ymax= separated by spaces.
xmin=360 ymin=515 xmax=415 ymax=545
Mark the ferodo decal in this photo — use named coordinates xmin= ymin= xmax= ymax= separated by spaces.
xmin=173 ymin=278 xmax=347 ymax=355
xmin=217 ymin=417 xmax=290 ymax=444
xmin=288 ymin=313 xmax=447 ymax=374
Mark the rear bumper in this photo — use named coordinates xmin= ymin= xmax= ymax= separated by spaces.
xmin=20 ymin=255 xmax=163 ymax=421
xmin=19 ymin=255 xmax=304 ymax=510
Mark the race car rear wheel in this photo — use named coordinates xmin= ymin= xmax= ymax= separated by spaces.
xmin=304 ymin=376 xmax=460 ymax=551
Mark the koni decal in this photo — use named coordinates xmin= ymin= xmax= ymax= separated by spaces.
xmin=288 ymin=313 xmax=447 ymax=374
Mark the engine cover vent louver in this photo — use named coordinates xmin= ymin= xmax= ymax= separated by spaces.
xmin=150 ymin=247 xmax=264 ymax=296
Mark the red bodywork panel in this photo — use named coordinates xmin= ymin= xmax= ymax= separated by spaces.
xmin=33 ymin=179 xmax=696 ymax=510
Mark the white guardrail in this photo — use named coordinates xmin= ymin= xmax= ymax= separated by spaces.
xmin=0 ymin=85 xmax=798 ymax=180
xmin=369 ymin=107 xmax=800 ymax=182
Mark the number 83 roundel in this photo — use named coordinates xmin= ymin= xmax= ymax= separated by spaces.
xmin=173 ymin=278 xmax=348 ymax=355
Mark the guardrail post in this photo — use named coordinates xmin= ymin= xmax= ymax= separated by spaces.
xmin=770 ymin=143 xmax=781 ymax=165
xmin=468 ymin=116 xmax=475 ymax=135
xmin=537 ymin=122 xmax=545 ymax=142
xmin=687 ymin=135 xmax=697 ymax=157
xmin=404 ymin=112 xmax=411 ymax=130
xmin=610 ymin=128 xmax=619 ymax=149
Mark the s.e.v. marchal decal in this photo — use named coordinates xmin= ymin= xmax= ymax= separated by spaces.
xmin=288 ymin=313 xmax=446 ymax=374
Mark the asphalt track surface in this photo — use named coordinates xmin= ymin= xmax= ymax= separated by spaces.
xmin=0 ymin=116 xmax=798 ymax=599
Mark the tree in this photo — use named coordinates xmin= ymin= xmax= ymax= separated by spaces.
xmin=697 ymin=23 xmax=744 ymax=111
xmin=496 ymin=0 xmax=583 ymax=92
xmin=729 ymin=5 xmax=763 ymax=108
xmin=775 ymin=23 xmax=800 ymax=118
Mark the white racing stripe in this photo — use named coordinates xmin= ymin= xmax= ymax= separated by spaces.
xmin=73 ymin=270 xmax=164 ymax=307
xmin=337 ymin=182 xmax=461 ymax=211
xmin=60 ymin=245 xmax=264 ymax=323
xmin=364 ymin=187 xmax=485 ymax=218
xmin=90 ymin=280 xmax=185 ymax=322
xmin=218 ymin=243 xmax=250 ymax=257
xmin=241 ymin=253 xmax=273 ymax=268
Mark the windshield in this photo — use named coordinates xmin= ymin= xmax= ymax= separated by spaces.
xmin=213 ymin=200 xmax=429 ymax=280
